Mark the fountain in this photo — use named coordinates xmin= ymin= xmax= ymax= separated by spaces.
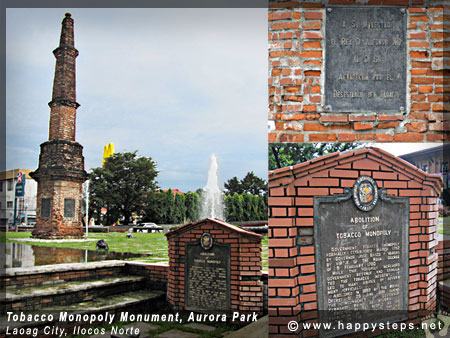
xmin=200 ymin=153 xmax=224 ymax=220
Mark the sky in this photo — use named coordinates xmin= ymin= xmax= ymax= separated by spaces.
xmin=371 ymin=143 xmax=440 ymax=157
xmin=5 ymin=8 xmax=268 ymax=192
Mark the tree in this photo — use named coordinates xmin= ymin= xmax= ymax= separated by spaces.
xmin=224 ymin=177 xmax=243 ymax=195
xmin=269 ymin=143 xmax=364 ymax=170
xmin=89 ymin=151 xmax=158 ymax=225
xmin=185 ymin=192 xmax=200 ymax=222
xmin=224 ymin=172 xmax=268 ymax=196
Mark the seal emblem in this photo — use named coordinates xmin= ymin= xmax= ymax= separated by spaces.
xmin=200 ymin=233 xmax=213 ymax=250
xmin=352 ymin=176 xmax=378 ymax=212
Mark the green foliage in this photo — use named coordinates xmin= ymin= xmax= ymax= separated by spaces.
xmin=269 ymin=143 xmax=364 ymax=170
xmin=224 ymin=193 xmax=267 ymax=222
xmin=89 ymin=152 xmax=159 ymax=225
xmin=224 ymin=171 xmax=268 ymax=196
xmin=142 ymin=190 xmax=201 ymax=224
xmin=185 ymin=192 xmax=201 ymax=222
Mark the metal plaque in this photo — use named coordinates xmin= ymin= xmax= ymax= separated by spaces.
xmin=185 ymin=240 xmax=231 ymax=312
xmin=325 ymin=7 xmax=407 ymax=113
xmin=64 ymin=198 xmax=75 ymax=218
xmin=41 ymin=198 xmax=51 ymax=218
xmin=314 ymin=188 xmax=409 ymax=337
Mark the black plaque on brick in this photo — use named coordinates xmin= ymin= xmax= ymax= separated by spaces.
xmin=41 ymin=198 xmax=51 ymax=218
xmin=314 ymin=188 xmax=409 ymax=337
xmin=64 ymin=198 xmax=75 ymax=218
xmin=185 ymin=240 xmax=231 ymax=312
xmin=325 ymin=7 xmax=406 ymax=113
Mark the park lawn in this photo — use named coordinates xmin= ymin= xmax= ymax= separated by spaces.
xmin=3 ymin=232 xmax=269 ymax=271
xmin=438 ymin=216 xmax=450 ymax=235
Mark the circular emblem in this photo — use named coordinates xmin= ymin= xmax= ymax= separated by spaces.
xmin=200 ymin=233 xmax=213 ymax=250
xmin=352 ymin=176 xmax=378 ymax=212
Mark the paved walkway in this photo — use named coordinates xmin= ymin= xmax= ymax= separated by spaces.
xmin=88 ymin=315 xmax=269 ymax=338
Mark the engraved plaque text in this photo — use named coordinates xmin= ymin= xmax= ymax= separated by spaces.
xmin=325 ymin=7 xmax=407 ymax=112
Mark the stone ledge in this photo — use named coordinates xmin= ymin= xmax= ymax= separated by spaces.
xmin=1 ymin=260 xmax=126 ymax=277
xmin=10 ymin=238 xmax=97 ymax=243
xmin=5 ymin=275 xmax=145 ymax=301
xmin=125 ymin=261 xmax=169 ymax=268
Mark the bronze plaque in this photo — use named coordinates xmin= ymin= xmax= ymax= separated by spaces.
xmin=41 ymin=198 xmax=51 ymax=218
xmin=325 ymin=7 xmax=407 ymax=112
xmin=185 ymin=239 xmax=231 ymax=312
xmin=64 ymin=198 xmax=75 ymax=218
xmin=314 ymin=187 xmax=409 ymax=336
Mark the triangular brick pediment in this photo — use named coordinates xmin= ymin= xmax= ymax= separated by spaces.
xmin=269 ymin=147 xmax=443 ymax=195
xmin=165 ymin=217 xmax=262 ymax=240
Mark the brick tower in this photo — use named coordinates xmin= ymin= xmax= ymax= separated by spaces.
xmin=31 ymin=13 xmax=88 ymax=239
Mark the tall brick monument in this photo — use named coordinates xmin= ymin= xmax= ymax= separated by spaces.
xmin=30 ymin=13 xmax=88 ymax=239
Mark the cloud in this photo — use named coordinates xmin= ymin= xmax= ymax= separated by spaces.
xmin=6 ymin=8 xmax=268 ymax=191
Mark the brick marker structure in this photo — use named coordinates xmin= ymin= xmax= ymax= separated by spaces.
xmin=31 ymin=13 xmax=88 ymax=239
xmin=268 ymin=1 xmax=448 ymax=143
xmin=166 ymin=218 xmax=264 ymax=316
xmin=268 ymin=147 xmax=443 ymax=337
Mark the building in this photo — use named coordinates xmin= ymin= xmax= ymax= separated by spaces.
xmin=0 ymin=169 xmax=37 ymax=226
xmin=400 ymin=144 xmax=450 ymax=205
xmin=400 ymin=144 xmax=450 ymax=187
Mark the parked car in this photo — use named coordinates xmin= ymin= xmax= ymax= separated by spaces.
xmin=137 ymin=222 xmax=164 ymax=233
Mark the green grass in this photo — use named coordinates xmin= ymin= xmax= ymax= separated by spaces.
xmin=3 ymin=231 xmax=269 ymax=270
xmin=438 ymin=216 xmax=450 ymax=235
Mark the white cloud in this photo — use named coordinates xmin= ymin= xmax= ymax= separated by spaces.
xmin=6 ymin=8 xmax=268 ymax=191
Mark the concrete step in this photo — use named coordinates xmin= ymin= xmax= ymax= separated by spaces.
xmin=2 ymin=275 xmax=147 ymax=313
xmin=0 ymin=289 xmax=166 ymax=337
xmin=3 ymin=260 xmax=127 ymax=290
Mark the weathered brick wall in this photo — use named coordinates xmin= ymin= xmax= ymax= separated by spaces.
xmin=268 ymin=0 xmax=448 ymax=142
xmin=437 ymin=240 xmax=450 ymax=309
xmin=437 ymin=239 xmax=450 ymax=281
xmin=268 ymin=148 xmax=443 ymax=337
xmin=166 ymin=219 xmax=264 ymax=315
xmin=49 ymin=105 xmax=77 ymax=141
xmin=125 ymin=262 xmax=169 ymax=291
xmin=33 ymin=180 xmax=84 ymax=238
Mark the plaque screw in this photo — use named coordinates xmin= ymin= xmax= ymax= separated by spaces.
xmin=327 ymin=8 xmax=332 ymax=13
xmin=400 ymin=8 xmax=406 ymax=14
xmin=324 ymin=105 xmax=332 ymax=112
xmin=400 ymin=106 xmax=405 ymax=112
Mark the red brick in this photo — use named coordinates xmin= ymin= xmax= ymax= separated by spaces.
xmin=271 ymin=22 xmax=299 ymax=30
xmin=305 ymin=12 xmax=322 ymax=20
xmin=321 ymin=114 xmax=348 ymax=123
xmin=338 ymin=133 xmax=355 ymax=142
xmin=357 ymin=134 xmax=376 ymax=141
xmin=418 ymin=86 xmax=433 ymax=94
xmin=394 ymin=133 xmax=425 ymax=142
xmin=405 ymin=122 xmax=427 ymax=133
xmin=300 ymin=50 xmax=322 ymax=58
xmin=303 ymin=32 xmax=323 ymax=39
xmin=279 ymin=133 xmax=305 ymax=142
xmin=297 ymin=187 xmax=329 ymax=196
xmin=378 ymin=122 xmax=399 ymax=129
xmin=304 ymin=123 xmax=328 ymax=131
xmin=411 ymin=103 xmax=431 ymax=111
xmin=409 ymin=32 xmax=426 ymax=39
xmin=303 ymin=21 xmax=321 ymax=30
xmin=354 ymin=123 xmax=373 ymax=130
xmin=308 ymin=133 xmax=336 ymax=142
xmin=374 ymin=134 xmax=393 ymax=142
xmin=302 ymin=41 xmax=321 ymax=49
